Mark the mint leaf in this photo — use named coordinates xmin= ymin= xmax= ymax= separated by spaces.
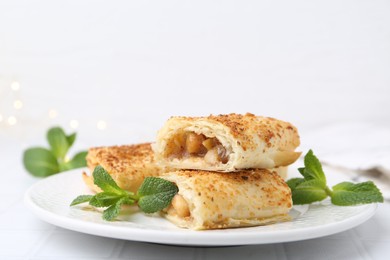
xmin=71 ymin=168 xmax=178 ymax=221
xmin=66 ymin=133 xmax=77 ymax=147
xmin=291 ymin=179 xmax=328 ymax=205
xmin=47 ymin=127 xmax=69 ymax=160
xmin=287 ymin=178 xmax=305 ymax=190
xmin=137 ymin=177 xmax=178 ymax=213
xmin=58 ymin=151 xmax=88 ymax=172
xmin=103 ymin=197 xmax=126 ymax=221
xmin=289 ymin=150 xmax=383 ymax=207
xmin=89 ymin=196 xmax=106 ymax=208
xmin=24 ymin=126 xmax=87 ymax=177
xmin=23 ymin=147 xmax=59 ymax=177
xmin=91 ymin=192 xmax=123 ymax=207
xmin=122 ymin=197 xmax=136 ymax=205
xmin=71 ymin=166 xmax=137 ymax=221
xmin=298 ymin=167 xmax=305 ymax=175
xmin=289 ymin=150 xmax=328 ymax=204
xmin=302 ymin=150 xmax=326 ymax=183
xmin=92 ymin=166 xmax=125 ymax=195
xmin=70 ymin=195 xmax=94 ymax=206
xmin=331 ymin=181 xmax=384 ymax=206
xmin=58 ymin=162 xmax=72 ymax=172
xmin=69 ymin=151 xmax=87 ymax=168
xmin=68 ymin=151 xmax=88 ymax=168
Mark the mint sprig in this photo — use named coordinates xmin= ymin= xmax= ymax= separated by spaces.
xmin=331 ymin=182 xmax=384 ymax=206
xmin=23 ymin=127 xmax=87 ymax=177
xmin=287 ymin=150 xmax=384 ymax=206
xmin=70 ymin=166 xmax=178 ymax=221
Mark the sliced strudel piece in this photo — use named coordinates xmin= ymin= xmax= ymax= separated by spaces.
xmin=83 ymin=143 xmax=165 ymax=193
xmin=161 ymin=169 xmax=292 ymax=230
xmin=153 ymin=113 xmax=301 ymax=172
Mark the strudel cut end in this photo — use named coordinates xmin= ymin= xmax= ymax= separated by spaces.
xmin=153 ymin=113 xmax=301 ymax=172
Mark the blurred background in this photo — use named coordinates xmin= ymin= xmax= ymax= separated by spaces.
xmin=1 ymin=0 xmax=389 ymax=148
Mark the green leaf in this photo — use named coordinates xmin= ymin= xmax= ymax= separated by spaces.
xmin=122 ymin=197 xmax=136 ymax=205
xmin=58 ymin=163 xmax=71 ymax=172
xmin=92 ymin=192 xmax=123 ymax=207
xmin=70 ymin=195 xmax=94 ymax=206
xmin=58 ymin=151 xmax=88 ymax=171
xmin=69 ymin=151 xmax=87 ymax=167
xmin=66 ymin=133 xmax=77 ymax=147
xmin=287 ymin=178 xmax=305 ymax=190
xmin=92 ymin=166 xmax=125 ymax=195
xmin=291 ymin=179 xmax=328 ymax=205
xmin=23 ymin=147 xmax=59 ymax=177
xmin=47 ymin=127 xmax=69 ymax=160
xmin=299 ymin=177 xmax=327 ymax=190
xmin=302 ymin=150 xmax=326 ymax=183
xmin=298 ymin=167 xmax=305 ymax=175
xmin=137 ymin=177 xmax=178 ymax=213
xmin=103 ymin=197 xmax=126 ymax=221
xmin=331 ymin=181 xmax=384 ymax=206
xmin=89 ymin=196 xmax=105 ymax=208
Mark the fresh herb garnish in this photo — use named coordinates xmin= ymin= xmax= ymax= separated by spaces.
xmin=70 ymin=166 xmax=178 ymax=221
xmin=287 ymin=150 xmax=384 ymax=206
xmin=23 ymin=127 xmax=87 ymax=177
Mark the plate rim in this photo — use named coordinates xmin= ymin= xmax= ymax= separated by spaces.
xmin=24 ymin=169 xmax=378 ymax=246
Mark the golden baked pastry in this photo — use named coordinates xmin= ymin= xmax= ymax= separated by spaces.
xmin=153 ymin=113 xmax=301 ymax=172
xmin=272 ymin=166 xmax=288 ymax=180
xmin=83 ymin=143 xmax=165 ymax=193
xmin=160 ymin=169 xmax=292 ymax=230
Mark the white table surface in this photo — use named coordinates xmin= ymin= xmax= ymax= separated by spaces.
xmin=1 ymin=131 xmax=389 ymax=260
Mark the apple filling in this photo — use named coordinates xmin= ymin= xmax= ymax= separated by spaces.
xmin=167 ymin=194 xmax=191 ymax=218
xmin=165 ymin=132 xmax=230 ymax=165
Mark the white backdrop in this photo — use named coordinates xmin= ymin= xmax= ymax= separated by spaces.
xmin=1 ymin=0 xmax=389 ymax=146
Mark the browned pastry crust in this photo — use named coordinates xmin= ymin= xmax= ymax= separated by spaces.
xmin=161 ymin=168 xmax=292 ymax=230
xmin=83 ymin=143 xmax=165 ymax=193
xmin=153 ymin=113 xmax=301 ymax=171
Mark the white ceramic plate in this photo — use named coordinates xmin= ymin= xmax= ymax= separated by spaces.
xmin=24 ymin=169 xmax=378 ymax=246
